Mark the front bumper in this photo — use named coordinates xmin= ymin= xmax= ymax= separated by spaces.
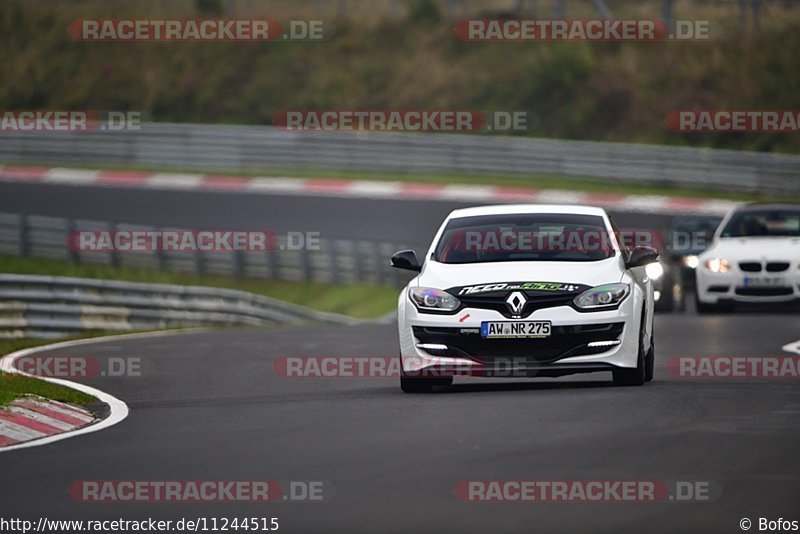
xmin=696 ymin=265 xmax=800 ymax=304
xmin=398 ymin=293 xmax=641 ymax=377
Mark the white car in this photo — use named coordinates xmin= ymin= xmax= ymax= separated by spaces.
xmin=696 ymin=203 xmax=800 ymax=313
xmin=391 ymin=205 xmax=658 ymax=393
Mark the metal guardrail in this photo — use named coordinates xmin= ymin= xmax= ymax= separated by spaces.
xmin=0 ymin=274 xmax=364 ymax=339
xmin=2 ymin=123 xmax=798 ymax=194
xmin=0 ymin=212 xmax=413 ymax=288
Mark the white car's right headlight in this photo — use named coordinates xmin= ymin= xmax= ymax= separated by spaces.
xmin=573 ymin=283 xmax=630 ymax=310
xmin=704 ymin=258 xmax=730 ymax=273
xmin=408 ymin=287 xmax=461 ymax=312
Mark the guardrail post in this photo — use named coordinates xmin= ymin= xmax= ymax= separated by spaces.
xmin=266 ymin=248 xmax=279 ymax=280
xmin=301 ymin=248 xmax=312 ymax=282
xmin=373 ymin=242 xmax=384 ymax=285
xmin=17 ymin=214 xmax=29 ymax=257
xmin=328 ymin=240 xmax=340 ymax=284
xmin=352 ymin=241 xmax=364 ymax=282
xmin=233 ymin=250 xmax=244 ymax=278
xmin=66 ymin=218 xmax=79 ymax=264
xmin=194 ymin=249 xmax=205 ymax=275
xmin=109 ymin=222 xmax=119 ymax=268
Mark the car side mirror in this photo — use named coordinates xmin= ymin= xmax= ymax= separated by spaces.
xmin=626 ymin=246 xmax=659 ymax=269
xmin=391 ymin=249 xmax=422 ymax=272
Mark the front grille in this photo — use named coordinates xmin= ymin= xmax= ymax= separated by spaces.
xmin=413 ymin=323 xmax=625 ymax=364
xmin=735 ymin=287 xmax=794 ymax=297
xmin=739 ymin=262 xmax=762 ymax=272
xmin=457 ymin=294 xmax=575 ymax=319
xmin=766 ymin=262 xmax=790 ymax=272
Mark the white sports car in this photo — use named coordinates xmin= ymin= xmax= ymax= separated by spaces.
xmin=695 ymin=203 xmax=800 ymax=313
xmin=391 ymin=205 xmax=658 ymax=393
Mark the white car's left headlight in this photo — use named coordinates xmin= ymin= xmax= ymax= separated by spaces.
xmin=573 ymin=283 xmax=630 ymax=310
xmin=408 ymin=287 xmax=461 ymax=312
xmin=704 ymin=258 xmax=730 ymax=273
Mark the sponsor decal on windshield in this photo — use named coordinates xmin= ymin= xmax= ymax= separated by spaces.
xmin=456 ymin=282 xmax=583 ymax=296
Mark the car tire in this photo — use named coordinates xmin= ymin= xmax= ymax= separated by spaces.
xmin=644 ymin=338 xmax=655 ymax=382
xmin=613 ymin=307 xmax=648 ymax=387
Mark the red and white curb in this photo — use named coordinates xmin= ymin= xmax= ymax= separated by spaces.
xmin=0 ymin=396 xmax=96 ymax=447
xmin=0 ymin=165 xmax=739 ymax=215
xmin=0 ymin=330 xmax=186 ymax=452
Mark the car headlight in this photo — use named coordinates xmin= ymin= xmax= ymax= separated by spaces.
xmin=573 ymin=283 xmax=630 ymax=310
xmin=682 ymin=255 xmax=700 ymax=269
xmin=408 ymin=287 xmax=461 ymax=312
xmin=704 ymin=258 xmax=729 ymax=273
xmin=645 ymin=262 xmax=664 ymax=280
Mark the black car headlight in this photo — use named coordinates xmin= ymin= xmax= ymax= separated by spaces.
xmin=408 ymin=287 xmax=461 ymax=312
xmin=573 ymin=283 xmax=630 ymax=310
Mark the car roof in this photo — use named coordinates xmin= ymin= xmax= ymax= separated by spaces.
xmin=447 ymin=204 xmax=608 ymax=219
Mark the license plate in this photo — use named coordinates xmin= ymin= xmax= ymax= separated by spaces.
xmin=481 ymin=321 xmax=551 ymax=339
xmin=743 ymin=276 xmax=786 ymax=287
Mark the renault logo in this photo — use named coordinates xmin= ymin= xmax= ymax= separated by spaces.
xmin=506 ymin=291 xmax=527 ymax=314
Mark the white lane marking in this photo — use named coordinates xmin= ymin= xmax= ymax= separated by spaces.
xmin=0 ymin=419 xmax=46 ymax=441
xmin=782 ymin=340 xmax=800 ymax=355
xmin=6 ymin=406 xmax=77 ymax=431
xmin=0 ymin=329 xmax=196 ymax=453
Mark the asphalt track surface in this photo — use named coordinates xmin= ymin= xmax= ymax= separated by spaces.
xmin=1 ymin=181 xmax=799 ymax=533
xmin=0 ymin=181 xmax=670 ymax=248
xmin=1 ymin=312 xmax=800 ymax=533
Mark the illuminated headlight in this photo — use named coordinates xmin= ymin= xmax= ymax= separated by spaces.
xmin=573 ymin=283 xmax=630 ymax=310
xmin=704 ymin=258 xmax=730 ymax=273
xmin=645 ymin=262 xmax=664 ymax=280
xmin=409 ymin=287 xmax=461 ymax=311
xmin=682 ymin=255 xmax=700 ymax=269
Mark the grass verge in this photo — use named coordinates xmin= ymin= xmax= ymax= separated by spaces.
xmin=0 ymin=255 xmax=400 ymax=319
xmin=0 ymin=333 xmax=117 ymax=406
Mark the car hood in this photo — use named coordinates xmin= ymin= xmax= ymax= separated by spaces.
xmin=702 ymin=237 xmax=800 ymax=261
xmin=416 ymin=257 xmax=624 ymax=290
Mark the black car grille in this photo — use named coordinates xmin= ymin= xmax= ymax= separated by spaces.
xmin=766 ymin=262 xmax=790 ymax=272
xmin=413 ymin=323 xmax=625 ymax=365
xmin=735 ymin=287 xmax=794 ymax=297
xmin=739 ymin=262 xmax=762 ymax=272
xmin=457 ymin=294 xmax=576 ymax=319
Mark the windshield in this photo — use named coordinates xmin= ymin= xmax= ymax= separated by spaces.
xmin=434 ymin=214 xmax=615 ymax=264
xmin=720 ymin=209 xmax=800 ymax=238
